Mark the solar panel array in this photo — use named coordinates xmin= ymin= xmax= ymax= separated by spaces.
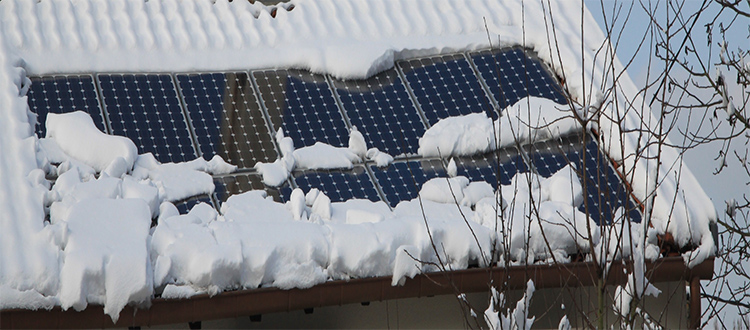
xmin=27 ymin=47 xmax=640 ymax=225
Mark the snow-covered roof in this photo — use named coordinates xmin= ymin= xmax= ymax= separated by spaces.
xmin=0 ymin=0 xmax=716 ymax=323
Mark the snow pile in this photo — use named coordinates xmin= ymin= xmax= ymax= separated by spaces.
xmin=46 ymin=111 xmax=138 ymax=172
xmin=256 ymin=127 xmax=393 ymax=186
xmin=0 ymin=108 xmax=239 ymax=318
xmin=419 ymin=176 xmax=494 ymax=207
xmin=152 ymin=188 xmax=494 ymax=292
xmin=418 ymin=96 xmax=581 ymax=158
xmin=0 ymin=41 xmax=61 ymax=311
xmin=474 ymin=165 xmax=600 ymax=263
xmin=56 ymin=199 xmax=152 ymax=321
xmin=2 ymin=106 xmax=652 ymax=320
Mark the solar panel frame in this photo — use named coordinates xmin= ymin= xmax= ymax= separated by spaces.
xmin=469 ymin=47 xmax=567 ymax=110
xmin=452 ymin=148 xmax=529 ymax=189
xmin=252 ymin=69 xmax=350 ymax=149
xmin=98 ymin=73 xmax=199 ymax=163
xmin=24 ymin=48 xmax=644 ymax=229
xmin=370 ymin=159 xmax=447 ymax=208
xmin=398 ymin=53 xmax=496 ymax=125
xmin=522 ymin=135 xmax=642 ymax=225
xmin=176 ymin=71 xmax=279 ymax=169
xmin=331 ymin=68 xmax=427 ymax=157
xmin=174 ymin=194 xmax=215 ymax=215
xmin=213 ymin=172 xmax=289 ymax=206
xmin=27 ymin=74 xmax=107 ymax=137
xmin=291 ymin=165 xmax=383 ymax=204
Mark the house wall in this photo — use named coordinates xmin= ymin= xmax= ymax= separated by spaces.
xmin=143 ymin=281 xmax=688 ymax=329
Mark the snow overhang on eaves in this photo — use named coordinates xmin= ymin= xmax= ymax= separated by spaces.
xmin=0 ymin=256 xmax=713 ymax=329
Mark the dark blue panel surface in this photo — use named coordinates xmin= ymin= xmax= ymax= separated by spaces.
xmin=400 ymin=54 xmax=495 ymax=125
xmin=293 ymin=166 xmax=381 ymax=203
xmin=371 ymin=160 xmax=446 ymax=207
xmin=470 ymin=48 xmax=566 ymax=109
xmin=525 ymin=135 xmax=641 ymax=225
xmin=454 ymin=151 xmax=528 ymax=189
xmin=99 ymin=74 xmax=196 ymax=163
xmin=175 ymin=195 xmax=214 ymax=215
xmin=27 ymin=75 xmax=105 ymax=137
xmin=213 ymin=173 xmax=288 ymax=206
xmin=253 ymin=70 xmax=349 ymax=148
xmin=332 ymin=69 xmax=425 ymax=156
xmin=177 ymin=72 xmax=277 ymax=168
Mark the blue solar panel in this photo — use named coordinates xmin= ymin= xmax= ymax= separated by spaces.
xmin=370 ymin=159 xmax=446 ymax=207
xmin=292 ymin=166 xmax=381 ymax=203
xmin=253 ymin=69 xmax=349 ymax=148
xmin=525 ymin=135 xmax=641 ymax=225
xmin=332 ymin=69 xmax=425 ymax=156
xmin=399 ymin=54 xmax=495 ymax=125
xmin=175 ymin=195 xmax=214 ymax=215
xmin=470 ymin=48 xmax=566 ymax=109
xmin=213 ymin=173 xmax=289 ymax=206
xmin=176 ymin=72 xmax=277 ymax=168
xmin=27 ymin=75 xmax=106 ymax=137
xmin=98 ymin=74 xmax=197 ymax=163
xmin=28 ymin=48 xmax=643 ymax=231
xmin=453 ymin=151 xmax=529 ymax=189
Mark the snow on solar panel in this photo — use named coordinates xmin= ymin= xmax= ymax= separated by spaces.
xmin=399 ymin=54 xmax=495 ymax=125
xmin=370 ymin=159 xmax=447 ymax=208
xmin=98 ymin=74 xmax=197 ymax=163
xmin=452 ymin=150 xmax=529 ymax=189
xmin=525 ymin=135 xmax=642 ymax=225
xmin=27 ymin=75 xmax=106 ymax=137
xmin=213 ymin=173 xmax=287 ymax=206
xmin=292 ymin=166 xmax=382 ymax=203
xmin=177 ymin=72 xmax=278 ymax=169
xmin=25 ymin=48 xmax=641 ymax=227
xmin=253 ymin=69 xmax=349 ymax=149
xmin=175 ymin=195 xmax=214 ymax=215
xmin=470 ymin=48 xmax=566 ymax=109
xmin=332 ymin=68 xmax=425 ymax=156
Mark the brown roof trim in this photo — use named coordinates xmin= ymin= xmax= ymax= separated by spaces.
xmin=1 ymin=256 xmax=713 ymax=329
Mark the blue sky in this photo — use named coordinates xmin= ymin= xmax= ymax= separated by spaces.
xmin=585 ymin=0 xmax=748 ymax=213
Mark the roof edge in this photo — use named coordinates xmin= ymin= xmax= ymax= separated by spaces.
xmin=1 ymin=256 xmax=713 ymax=329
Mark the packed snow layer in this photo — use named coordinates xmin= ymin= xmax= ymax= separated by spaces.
xmin=0 ymin=34 xmax=61 ymax=306
xmin=418 ymin=96 xmax=581 ymax=157
xmin=46 ymin=111 xmax=138 ymax=173
xmin=56 ymin=199 xmax=152 ymax=322
xmin=0 ymin=0 xmax=532 ymax=80
xmin=255 ymin=128 xmax=388 ymax=186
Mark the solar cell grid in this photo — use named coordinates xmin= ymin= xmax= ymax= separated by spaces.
xmin=253 ymin=69 xmax=349 ymax=149
xmin=332 ymin=69 xmax=425 ymax=156
xmin=98 ymin=74 xmax=197 ymax=163
xmin=525 ymin=135 xmax=641 ymax=225
xmin=453 ymin=150 xmax=528 ymax=189
xmin=292 ymin=166 xmax=382 ymax=203
xmin=213 ymin=173 xmax=286 ymax=206
xmin=27 ymin=75 xmax=106 ymax=137
xmin=470 ymin=48 xmax=566 ymax=109
xmin=371 ymin=159 xmax=446 ymax=207
xmin=25 ymin=48 xmax=642 ymax=228
xmin=399 ymin=54 xmax=495 ymax=125
xmin=175 ymin=195 xmax=214 ymax=215
xmin=177 ymin=72 xmax=277 ymax=169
